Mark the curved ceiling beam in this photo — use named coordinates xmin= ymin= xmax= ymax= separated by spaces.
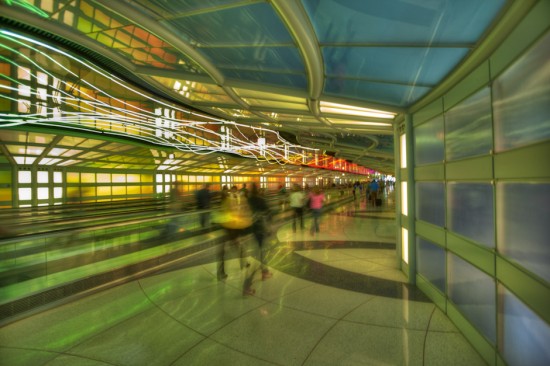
xmin=271 ymin=0 xmax=324 ymax=99
xmin=271 ymin=0 xmax=328 ymax=127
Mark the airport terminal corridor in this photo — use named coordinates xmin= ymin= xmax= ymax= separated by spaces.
xmin=0 ymin=197 xmax=486 ymax=366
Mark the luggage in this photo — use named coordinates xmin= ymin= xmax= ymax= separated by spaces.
xmin=375 ymin=198 xmax=382 ymax=207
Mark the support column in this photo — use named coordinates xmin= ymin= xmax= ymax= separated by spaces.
xmin=405 ymin=113 xmax=416 ymax=284
xmin=393 ymin=120 xmax=402 ymax=268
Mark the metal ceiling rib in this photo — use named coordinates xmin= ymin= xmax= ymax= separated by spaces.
xmin=270 ymin=0 xmax=324 ymax=100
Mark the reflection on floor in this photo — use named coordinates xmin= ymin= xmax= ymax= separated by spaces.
xmin=0 ymin=195 xmax=487 ymax=365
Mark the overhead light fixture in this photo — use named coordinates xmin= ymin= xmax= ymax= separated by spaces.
xmin=320 ymin=101 xmax=396 ymax=119
xmin=327 ymin=119 xmax=392 ymax=126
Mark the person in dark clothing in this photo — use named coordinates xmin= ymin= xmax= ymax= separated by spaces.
xmin=195 ymin=183 xmax=212 ymax=228
xmin=243 ymin=183 xmax=274 ymax=295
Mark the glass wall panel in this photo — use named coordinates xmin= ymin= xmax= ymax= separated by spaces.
xmin=97 ymin=186 xmax=111 ymax=196
xmin=401 ymin=181 xmax=407 ymax=215
xmin=127 ymin=186 xmax=141 ymax=195
xmin=97 ymin=174 xmax=111 ymax=183
xmin=493 ymin=31 xmax=550 ymax=152
xmin=18 ymin=171 xmax=32 ymax=184
xmin=19 ymin=188 xmax=32 ymax=200
xmin=37 ymin=187 xmax=48 ymax=199
xmin=37 ymin=171 xmax=48 ymax=183
xmin=53 ymin=171 xmax=63 ymax=183
xmin=402 ymin=228 xmax=408 ymax=264
xmin=112 ymin=186 xmax=126 ymax=195
xmin=81 ymin=173 xmax=95 ymax=183
xmin=448 ymin=253 xmax=496 ymax=343
xmin=416 ymin=182 xmax=445 ymax=227
xmin=67 ymin=172 xmax=80 ymax=183
xmin=445 ymin=87 xmax=492 ymax=161
xmin=500 ymin=284 xmax=550 ymax=366
xmin=417 ymin=237 xmax=446 ymax=292
xmin=448 ymin=182 xmax=495 ymax=248
xmin=414 ymin=115 xmax=444 ymax=165
xmin=497 ymin=182 xmax=550 ymax=282
xmin=400 ymin=133 xmax=407 ymax=168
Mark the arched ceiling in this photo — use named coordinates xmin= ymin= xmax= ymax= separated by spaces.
xmin=0 ymin=0 xmax=518 ymax=174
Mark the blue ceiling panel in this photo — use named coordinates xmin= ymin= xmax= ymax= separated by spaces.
xmin=323 ymin=47 xmax=470 ymax=85
xmin=302 ymin=0 xmax=506 ymax=44
xmin=144 ymin=0 xmax=242 ymax=14
xmin=325 ymin=78 xmax=431 ymax=107
xmin=165 ymin=3 xmax=293 ymax=46
xmin=222 ymin=69 xmax=307 ymax=90
xmin=200 ymin=47 xmax=305 ymax=73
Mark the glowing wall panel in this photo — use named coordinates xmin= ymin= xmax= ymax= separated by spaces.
xmin=417 ymin=237 xmax=445 ymax=293
xmin=497 ymin=182 xmax=550 ymax=282
xmin=448 ymin=253 xmax=496 ymax=343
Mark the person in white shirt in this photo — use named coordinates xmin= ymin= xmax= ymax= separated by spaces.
xmin=289 ymin=184 xmax=306 ymax=232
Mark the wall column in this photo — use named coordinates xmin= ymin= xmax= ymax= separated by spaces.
xmin=405 ymin=113 xmax=416 ymax=284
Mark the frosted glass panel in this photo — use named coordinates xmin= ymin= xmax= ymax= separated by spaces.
xmin=500 ymin=285 xmax=550 ymax=366
xmin=53 ymin=171 xmax=62 ymax=183
xmin=401 ymin=181 xmax=407 ymax=215
xmin=400 ymin=134 xmax=407 ymax=168
xmin=19 ymin=187 xmax=32 ymax=200
xmin=18 ymin=171 xmax=31 ymax=184
xmin=447 ymin=182 xmax=494 ymax=248
xmin=445 ymin=87 xmax=492 ymax=160
xmin=417 ymin=237 xmax=445 ymax=292
xmin=402 ymin=228 xmax=408 ymax=263
xmin=37 ymin=187 xmax=49 ymax=199
xmin=37 ymin=171 xmax=48 ymax=183
xmin=497 ymin=182 xmax=550 ymax=282
xmin=53 ymin=187 xmax=62 ymax=199
xmin=493 ymin=30 xmax=550 ymax=152
xmin=416 ymin=182 xmax=445 ymax=227
xmin=414 ymin=115 xmax=444 ymax=165
xmin=448 ymin=253 xmax=496 ymax=343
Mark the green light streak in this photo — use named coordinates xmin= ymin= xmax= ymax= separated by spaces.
xmin=5 ymin=0 xmax=50 ymax=18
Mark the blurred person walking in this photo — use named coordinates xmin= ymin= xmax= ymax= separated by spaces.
xmin=214 ymin=185 xmax=253 ymax=281
xmin=308 ymin=186 xmax=325 ymax=235
xmin=368 ymin=179 xmax=379 ymax=207
xmin=195 ymin=183 xmax=212 ymax=228
xmin=289 ymin=184 xmax=306 ymax=232
xmin=242 ymin=183 xmax=274 ymax=296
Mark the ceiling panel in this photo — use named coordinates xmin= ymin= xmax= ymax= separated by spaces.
xmin=222 ymin=69 xmax=307 ymax=89
xmin=323 ymin=47 xmax=470 ymax=85
xmin=139 ymin=0 xmax=243 ymax=15
xmin=200 ymin=47 xmax=305 ymax=73
xmin=324 ymin=79 xmax=431 ymax=107
xmin=302 ymin=0 xmax=507 ymax=43
xmin=165 ymin=3 xmax=293 ymax=46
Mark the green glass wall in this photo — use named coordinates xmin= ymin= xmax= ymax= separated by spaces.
xmin=404 ymin=2 xmax=550 ymax=364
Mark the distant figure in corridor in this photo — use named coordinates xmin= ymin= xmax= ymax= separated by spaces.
xmin=308 ymin=186 xmax=325 ymax=235
xmin=369 ymin=179 xmax=379 ymax=207
xmin=289 ymin=184 xmax=306 ymax=232
xmin=195 ymin=183 xmax=212 ymax=228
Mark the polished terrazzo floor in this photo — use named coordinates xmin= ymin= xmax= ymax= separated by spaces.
xmin=0 ymin=194 xmax=487 ymax=365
